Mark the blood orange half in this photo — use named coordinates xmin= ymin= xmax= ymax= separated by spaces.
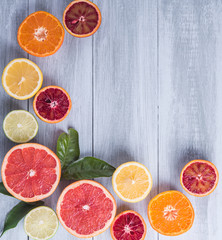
xmin=57 ymin=180 xmax=117 ymax=238
xmin=180 ymin=159 xmax=219 ymax=197
xmin=1 ymin=143 xmax=61 ymax=202
xmin=63 ymin=0 xmax=101 ymax=38
xmin=110 ymin=210 xmax=147 ymax=240
xmin=33 ymin=86 xmax=72 ymax=124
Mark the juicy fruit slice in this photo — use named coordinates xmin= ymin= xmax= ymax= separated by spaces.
xmin=3 ymin=110 xmax=38 ymax=143
xmin=24 ymin=206 xmax=59 ymax=240
xmin=148 ymin=191 xmax=194 ymax=236
xmin=63 ymin=0 xmax=101 ymax=38
xmin=57 ymin=180 xmax=117 ymax=238
xmin=18 ymin=11 xmax=64 ymax=57
xmin=112 ymin=162 xmax=152 ymax=202
xmin=181 ymin=159 xmax=219 ymax=196
xmin=33 ymin=86 xmax=72 ymax=123
xmin=110 ymin=210 xmax=147 ymax=240
xmin=1 ymin=143 xmax=61 ymax=202
xmin=2 ymin=58 xmax=43 ymax=100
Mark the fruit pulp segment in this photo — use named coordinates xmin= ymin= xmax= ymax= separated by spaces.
xmin=149 ymin=192 xmax=194 ymax=234
xmin=60 ymin=183 xmax=114 ymax=235
xmin=65 ymin=2 xmax=99 ymax=34
xmin=116 ymin=165 xmax=150 ymax=199
xmin=5 ymin=61 xmax=39 ymax=96
xmin=5 ymin=148 xmax=57 ymax=198
xmin=113 ymin=213 xmax=145 ymax=240
xmin=182 ymin=162 xmax=217 ymax=194
xmin=35 ymin=88 xmax=70 ymax=121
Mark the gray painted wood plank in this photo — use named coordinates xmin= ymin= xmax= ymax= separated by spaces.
xmin=93 ymin=0 xmax=158 ymax=239
xmin=0 ymin=1 xmax=29 ymax=240
xmin=28 ymin=0 xmax=92 ymax=239
xmin=159 ymin=0 xmax=222 ymax=239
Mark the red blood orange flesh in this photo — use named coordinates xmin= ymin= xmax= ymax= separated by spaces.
xmin=1 ymin=143 xmax=61 ymax=202
xmin=57 ymin=180 xmax=117 ymax=238
xmin=63 ymin=0 xmax=101 ymax=38
xmin=110 ymin=210 xmax=147 ymax=240
xmin=180 ymin=160 xmax=219 ymax=197
xmin=33 ymin=86 xmax=71 ymax=124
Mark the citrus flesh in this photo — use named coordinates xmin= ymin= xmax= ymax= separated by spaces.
xmin=2 ymin=58 xmax=43 ymax=100
xmin=148 ymin=191 xmax=194 ymax=236
xmin=1 ymin=143 xmax=61 ymax=202
xmin=33 ymin=86 xmax=71 ymax=123
xmin=57 ymin=180 xmax=117 ymax=238
xmin=24 ymin=206 xmax=59 ymax=240
xmin=110 ymin=210 xmax=147 ymax=240
xmin=18 ymin=11 xmax=64 ymax=57
xmin=63 ymin=0 xmax=101 ymax=37
xmin=181 ymin=160 xmax=219 ymax=196
xmin=112 ymin=162 xmax=152 ymax=202
xmin=3 ymin=110 xmax=38 ymax=143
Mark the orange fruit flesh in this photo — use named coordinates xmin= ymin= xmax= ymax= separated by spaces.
xmin=181 ymin=160 xmax=218 ymax=196
xmin=18 ymin=11 xmax=64 ymax=57
xmin=148 ymin=191 xmax=194 ymax=236
xmin=5 ymin=61 xmax=40 ymax=96
xmin=1 ymin=144 xmax=61 ymax=202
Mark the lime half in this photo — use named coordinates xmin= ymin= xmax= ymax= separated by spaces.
xmin=24 ymin=206 xmax=59 ymax=240
xmin=3 ymin=110 xmax=38 ymax=143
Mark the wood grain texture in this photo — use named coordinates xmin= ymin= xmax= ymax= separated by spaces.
xmin=0 ymin=1 xmax=29 ymax=240
xmin=93 ymin=0 xmax=158 ymax=239
xmin=159 ymin=0 xmax=222 ymax=239
xmin=28 ymin=0 xmax=93 ymax=240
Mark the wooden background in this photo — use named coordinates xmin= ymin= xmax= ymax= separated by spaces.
xmin=0 ymin=0 xmax=221 ymax=239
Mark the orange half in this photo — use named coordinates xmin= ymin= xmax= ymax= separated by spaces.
xmin=18 ymin=11 xmax=65 ymax=57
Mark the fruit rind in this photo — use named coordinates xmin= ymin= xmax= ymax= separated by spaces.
xmin=112 ymin=161 xmax=153 ymax=203
xmin=57 ymin=179 xmax=117 ymax=238
xmin=24 ymin=206 xmax=59 ymax=240
xmin=147 ymin=190 xmax=195 ymax=236
xmin=180 ymin=159 xmax=219 ymax=197
xmin=33 ymin=85 xmax=72 ymax=124
xmin=110 ymin=210 xmax=147 ymax=240
xmin=3 ymin=110 xmax=39 ymax=143
xmin=1 ymin=143 xmax=61 ymax=202
xmin=63 ymin=0 xmax=102 ymax=38
xmin=17 ymin=11 xmax=65 ymax=57
xmin=2 ymin=58 xmax=43 ymax=100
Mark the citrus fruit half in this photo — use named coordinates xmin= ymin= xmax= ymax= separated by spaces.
xmin=112 ymin=162 xmax=152 ymax=203
xmin=2 ymin=58 xmax=43 ymax=100
xmin=33 ymin=86 xmax=72 ymax=124
xmin=1 ymin=143 xmax=61 ymax=202
xmin=148 ymin=191 xmax=194 ymax=236
xmin=3 ymin=110 xmax=38 ymax=143
xmin=110 ymin=210 xmax=147 ymax=240
xmin=24 ymin=206 xmax=59 ymax=240
xmin=63 ymin=0 xmax=101 ymax=38
xmin=180 ymin=159 xmax=219 ymax=197
xmin=18 ymin=11 xmax=64 ymax=57
xmin=57 ymin=180 xmax=117 ymax=238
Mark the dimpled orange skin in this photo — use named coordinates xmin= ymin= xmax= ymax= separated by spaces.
xmin=110 ymin=210 xmax=147 ymax=240
xmin=147 ymin=191 xmax=195 ymax=236
xmin=63 ymin=0 xmax=102 ymax=38
xmin=33 ymin=86 xmax=72 ymax=124
xmin=17 ymin=11 xmax=65 ymax=57
xmin=180 ymin=159 xmax=219 ymax=197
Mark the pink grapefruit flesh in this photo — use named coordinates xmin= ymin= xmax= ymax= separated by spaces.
xmin=1 ymin=143 xmax=61 ymax=202
xmin=57 ymin=180 xmax=117 ymax=238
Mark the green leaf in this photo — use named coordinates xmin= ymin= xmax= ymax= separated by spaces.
xmin=0 ymin=182 xmax=13 ymax=197
xmin=62 ymin=157 xmax=116 ymax=180
xmin=0 ymin=201 xmax=44 ymax=237
xmin=57 ymin=128 xmax=80 ymax=169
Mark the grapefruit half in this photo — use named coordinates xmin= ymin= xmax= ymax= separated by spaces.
xmin=57 ymin=180 xmax=117 ymax=238
xmin=1 ymin=143 xmax=61 ymax=202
